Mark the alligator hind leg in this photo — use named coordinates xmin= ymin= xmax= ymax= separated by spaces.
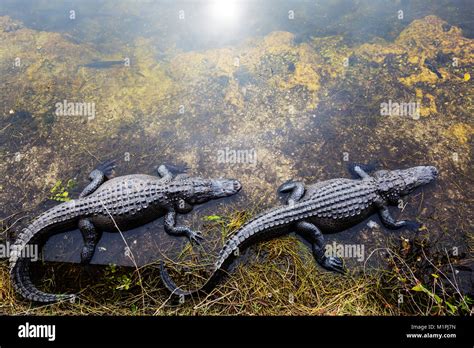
xmin=78 ymin=219 xmax=102 ymax=264
xmin=79 ymin=159 xmax=116 ymax=198
xmin=278 ymin=180 xmax=305 ymax=205
xmin=295 ymin=221 xmax=345 ymax=274
xmin=164 ymin=209 xmax=203 ymax=245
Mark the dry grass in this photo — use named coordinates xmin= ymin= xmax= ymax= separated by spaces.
xmin=0 ymin=211 xmax=471 ymax=316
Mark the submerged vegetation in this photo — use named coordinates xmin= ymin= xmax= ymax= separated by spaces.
xmin=49 ymin=179 xmax=76 ymax=202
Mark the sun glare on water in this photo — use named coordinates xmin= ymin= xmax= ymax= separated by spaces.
xmin=208 ymin=0 xmax=241 ymax=26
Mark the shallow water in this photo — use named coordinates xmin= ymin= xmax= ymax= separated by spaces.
xmin=0 ymin=0 xmax=472 ymax=289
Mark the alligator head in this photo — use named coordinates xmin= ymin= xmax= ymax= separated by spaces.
xmin=374 ymin=166 xmax=438 ymax=203
xmin=187 ymin=178 xmax=242 ymax=204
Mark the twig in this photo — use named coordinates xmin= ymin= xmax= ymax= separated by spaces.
xmin=99 ymin=200 xmax=146 ymax=309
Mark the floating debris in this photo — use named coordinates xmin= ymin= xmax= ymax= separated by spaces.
xmin=367 ymin=220 xmax=380 ymax=229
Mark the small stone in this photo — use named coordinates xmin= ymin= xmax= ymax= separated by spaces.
xmin=367 ymin=220 xmax=379 ymax=229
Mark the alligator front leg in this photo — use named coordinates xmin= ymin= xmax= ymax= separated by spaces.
xmin=156 ymin=164 xmax=173 ymax=182
xmin=164 ymin=209 xmax=203 ymax=245
xmin=377 ymin=206 xmax=421 ymax=231
xmin=278 ymin=180 xmax=305 ymax=205
xmin=78 ymin=218 xmax=102 ymax=264
xmin=79 ymin=159 xmax=116 ymax=198
xmin=348 ymin=162 xmax=378 ymax=180
xmin=295 ymin=221 xmax=345 ymax=274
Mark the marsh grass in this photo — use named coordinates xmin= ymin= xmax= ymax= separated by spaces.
xmin=0 ymin=210 xmax=471 ymax=316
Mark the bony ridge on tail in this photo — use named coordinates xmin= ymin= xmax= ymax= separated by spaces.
xmin=10 ymin=161 xmax=242 ymax=303
xmin=160 ymin=165 xmax=438 ymax=300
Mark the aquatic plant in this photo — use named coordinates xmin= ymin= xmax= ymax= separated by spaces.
xmin=49 ymin=179 xmax=76 ymax=202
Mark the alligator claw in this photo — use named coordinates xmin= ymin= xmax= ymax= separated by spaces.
xmin=277 ymin=179 xmax=295 ymax=193
xmin=97 ymin=159 xmax=116 ymax=179
xmin=162 ymin=163 xmax=189 ymax=174
xmin=322 ymin=256 xmax=346 ymax=274
xmin=187 ymin=230 xmax=204 ymax=245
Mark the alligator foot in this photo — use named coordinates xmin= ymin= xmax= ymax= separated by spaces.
xmin=79 ymin=218 xmax=102 ymax=264
xmin=79 ymin=159 xmax=116 ymax=198
xmin=157 ymin=163 xmax=190 ymax=181
xmin=321 ymin=256 xmax=346 ymax=274
xmin=96 ymin=159 xmax=116 ymax=179
xmin=157 ymin=164 xmax=173 ymax=181
xmin=278 ymin=180 xmax=305 ymax=205
xmin=295 ymin=221 xmax=346 ymax=274
xmin=161 ymin=163 xmax=189 ymax=174
xmin=164 ymin=210 xmax=204 ymax=245
xmin=186 ymin=230 xmax=204 ymax=245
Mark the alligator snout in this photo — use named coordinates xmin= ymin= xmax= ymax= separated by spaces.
xmin=232 ymin=180 xmax=242 ymax=192
xmin=428 ymin=166 xmax=438 ymax=178
xmin=412 ymin=165 xmax=439 ymax=186
xmin=421 ymin=165 xmax=438 ymax=181
xmin=212 ymin=179 xmax=242 ymax=197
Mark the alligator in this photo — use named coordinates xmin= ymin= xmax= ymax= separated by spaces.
xmin=160 ymin=165 xmax=438 ymax=299
xmin=9 ymin=161 xmax=242 ymax=303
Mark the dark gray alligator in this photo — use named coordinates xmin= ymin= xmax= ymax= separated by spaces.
xmin=160 ymin=165 xmax=438 ymax=299
xmin=10 ymin=161 xmax=242 ymax=303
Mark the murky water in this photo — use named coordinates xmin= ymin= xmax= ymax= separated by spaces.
xmin=0 ymin=0 xmax=472 ymax=294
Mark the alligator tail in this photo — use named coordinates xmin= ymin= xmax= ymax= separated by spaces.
xmin=9 ymin=202 xmax=78 ymax=303
xmin=11 ymin=256 xmax=76 ymax=303
xmin=159 ymin=261 xmax=198 ymax=297
xmin=159 ymin=261 xmax=225 ymax=298
xmin=160 ymin=205 xmax=293 ymax=299
xmin=159 ymin=223 xmax=250 ymax=299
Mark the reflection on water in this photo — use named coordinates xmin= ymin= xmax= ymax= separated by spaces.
xmin=1 ymin=0 xmax=473 ymax=51
xmin=0 ymin=1 xmax=472 ymax=277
